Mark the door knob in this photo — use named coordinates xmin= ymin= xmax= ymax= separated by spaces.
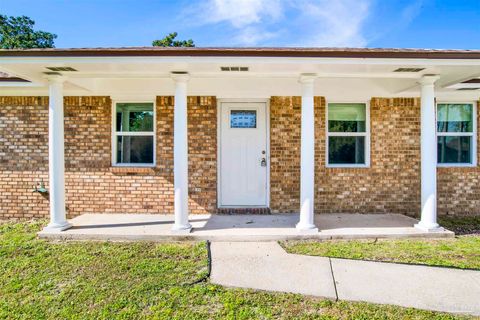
xmin=260 ymin=158 xmax=267 ymax=167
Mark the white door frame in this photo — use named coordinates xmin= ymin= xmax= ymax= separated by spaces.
xmin=217 ymin=98 xmax=270 ymax=208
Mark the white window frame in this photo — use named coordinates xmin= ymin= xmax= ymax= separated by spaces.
xmin=326 ymin=101 xmax=370 ymax=168
xmin=436 ymin=102 xmax=477 ymax=167
xmin=111 ymin=101 xmax=156 ymax=167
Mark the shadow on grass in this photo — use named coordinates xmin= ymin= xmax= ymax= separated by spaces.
xmin=439 ymin=215 xmax=480 ymax=235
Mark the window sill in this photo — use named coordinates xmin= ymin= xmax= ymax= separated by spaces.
xmin=109 ymin=166 xmax=156 ymax=174
xmin=326 ymin=164 xmax=370 ymax=169
xmin=437 ymin=163 xmax=477 ymax=168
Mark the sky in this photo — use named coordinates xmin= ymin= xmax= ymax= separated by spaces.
xmin=0 ymin=0 xmax=479 ymax=49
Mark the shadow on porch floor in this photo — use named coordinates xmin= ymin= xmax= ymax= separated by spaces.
xmin=38 ymin=213 xmax=454 ymax=241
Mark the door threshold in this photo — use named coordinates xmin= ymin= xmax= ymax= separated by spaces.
xmin=217 ymin=208 xmax=271 ymax=215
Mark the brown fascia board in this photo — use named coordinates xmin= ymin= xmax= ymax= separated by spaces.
xmin=0 ymin=47 xmax=479 ymax=59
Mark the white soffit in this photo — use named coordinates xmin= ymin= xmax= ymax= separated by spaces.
xmin=0 ymin=56 xmax=479 ymax=100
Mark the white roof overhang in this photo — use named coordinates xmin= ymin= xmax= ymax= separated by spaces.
xmin=1 ymin=55 xmax=479 ymax=101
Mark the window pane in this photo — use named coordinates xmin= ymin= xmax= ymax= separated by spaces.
xmin=231 ymin=110 xmax=256 ymax=128
xmin=116 ymin=103 xmax=154 ymax=132
xmin=328 ymin=103 xmax=366 ymax=132
xmin=437 ymin=104 xmax=473 ymax=133
xmin=437 ymin=136 xmax=471 ymax=164
xmin=329 ymin=136 xmax=365 ymax=164
xmin=116 ymin=112 xmax=122 ymax=131
xmin=116 ymin=136 xmax=154 ymax=164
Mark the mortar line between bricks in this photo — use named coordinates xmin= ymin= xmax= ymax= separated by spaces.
xmin=329 ymin=258 xmax=339 ymax=301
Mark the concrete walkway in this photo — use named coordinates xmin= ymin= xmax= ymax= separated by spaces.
xmin=210 ymin=242 xmax=480 ymax=316
xmin=38 ymin=213 xmax=453 ymax=241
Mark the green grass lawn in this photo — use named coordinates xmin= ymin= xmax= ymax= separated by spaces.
xmin=0 ymin=220 xmax=475 ymax=320
xmin=282 ymin=236 xmax=480 ymax=270
xmin=282 ymin=216 xmax=480 ymax=270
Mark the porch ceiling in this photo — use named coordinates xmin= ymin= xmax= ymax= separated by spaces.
xmin=1 ymin=54 xmax=480 ymax=100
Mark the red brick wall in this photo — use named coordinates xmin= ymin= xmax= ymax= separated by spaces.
xmin=0 ymin=95 xmax=478 ymax=219
xmin=316 ymin=97 xmax=421 ymax=215
xmin=437 ymin=101 xmax=480 ymax=215
xmin=270 ymin=96 xmax=479 ymax=216
xmin=187 ymin=97 xmax=217 ymax=213
xmin=0 ymin=97 xmax=49 ymax=218
xmin=0 ymin=96 xmax=217 ymax=218
xmin=269 ymin=96 xmax=302 ymax=213
xmin=64 ymin=97 xmax=112 ymax=169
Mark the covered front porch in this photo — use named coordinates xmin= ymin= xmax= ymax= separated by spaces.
xmin=38 ymin=213 xmax=454 ymax=241
xmin=37 ymin=72 xmax=446 ymax=235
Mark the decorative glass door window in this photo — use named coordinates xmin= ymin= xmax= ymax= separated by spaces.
xmin=327 ymin=103 xmax=369 ymax=166
xmin=437 ymin=103 xmax=475 ymax=165
xmin=230 ymin=110 xmax=257 ymax=128
xmin=114 ymin=102 xmax=154 ymax=165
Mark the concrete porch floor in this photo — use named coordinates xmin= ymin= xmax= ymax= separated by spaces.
xmin=38 ymin=213 xmax=454 ymax=241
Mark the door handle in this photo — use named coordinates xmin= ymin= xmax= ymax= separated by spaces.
xmin=260 ymin=158 xmax=267 ymax=167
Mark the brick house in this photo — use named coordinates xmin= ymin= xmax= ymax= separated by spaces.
xmin=0 ymin=47 xmax=479 ymax=233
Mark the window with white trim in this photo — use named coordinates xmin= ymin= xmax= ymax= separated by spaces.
xmin=436 ymin=103 xmax=476 ymax=165
xmin=327 ymin=103 xmax=369 ymax=166
xmin=113 ymin=102 xmax=155 ymax=166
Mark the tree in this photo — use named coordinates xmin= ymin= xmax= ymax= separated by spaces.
xmin=0 ymin=15 xmax=56 ymax=49
xmin=152 ymin=32 xmax=194 ymax=47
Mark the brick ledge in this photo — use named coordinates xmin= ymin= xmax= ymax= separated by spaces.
xmin=109 ymin=166 xmax=155 ymax=174
xmin=217 ymin=207 xmax=271 ymax=215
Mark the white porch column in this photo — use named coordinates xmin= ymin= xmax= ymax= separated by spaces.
xmin=171 ymin=72 xmax=192 ymax=233
xmin=415 ymin=75 xmax=442 ymax=231
xmin=44 ymin=76 xmax=71 ymax=231
xmin=296 ymin=74 xmax=318 ymax=232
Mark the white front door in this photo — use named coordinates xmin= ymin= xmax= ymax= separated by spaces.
xmin=220 ymin=102 xmax=267 ymax=207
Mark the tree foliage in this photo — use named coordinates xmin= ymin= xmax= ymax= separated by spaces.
xmin=0 ymin=15 xmax=56 ymax=49
xmin=152 ymin=32 xmax=194 ymax=47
